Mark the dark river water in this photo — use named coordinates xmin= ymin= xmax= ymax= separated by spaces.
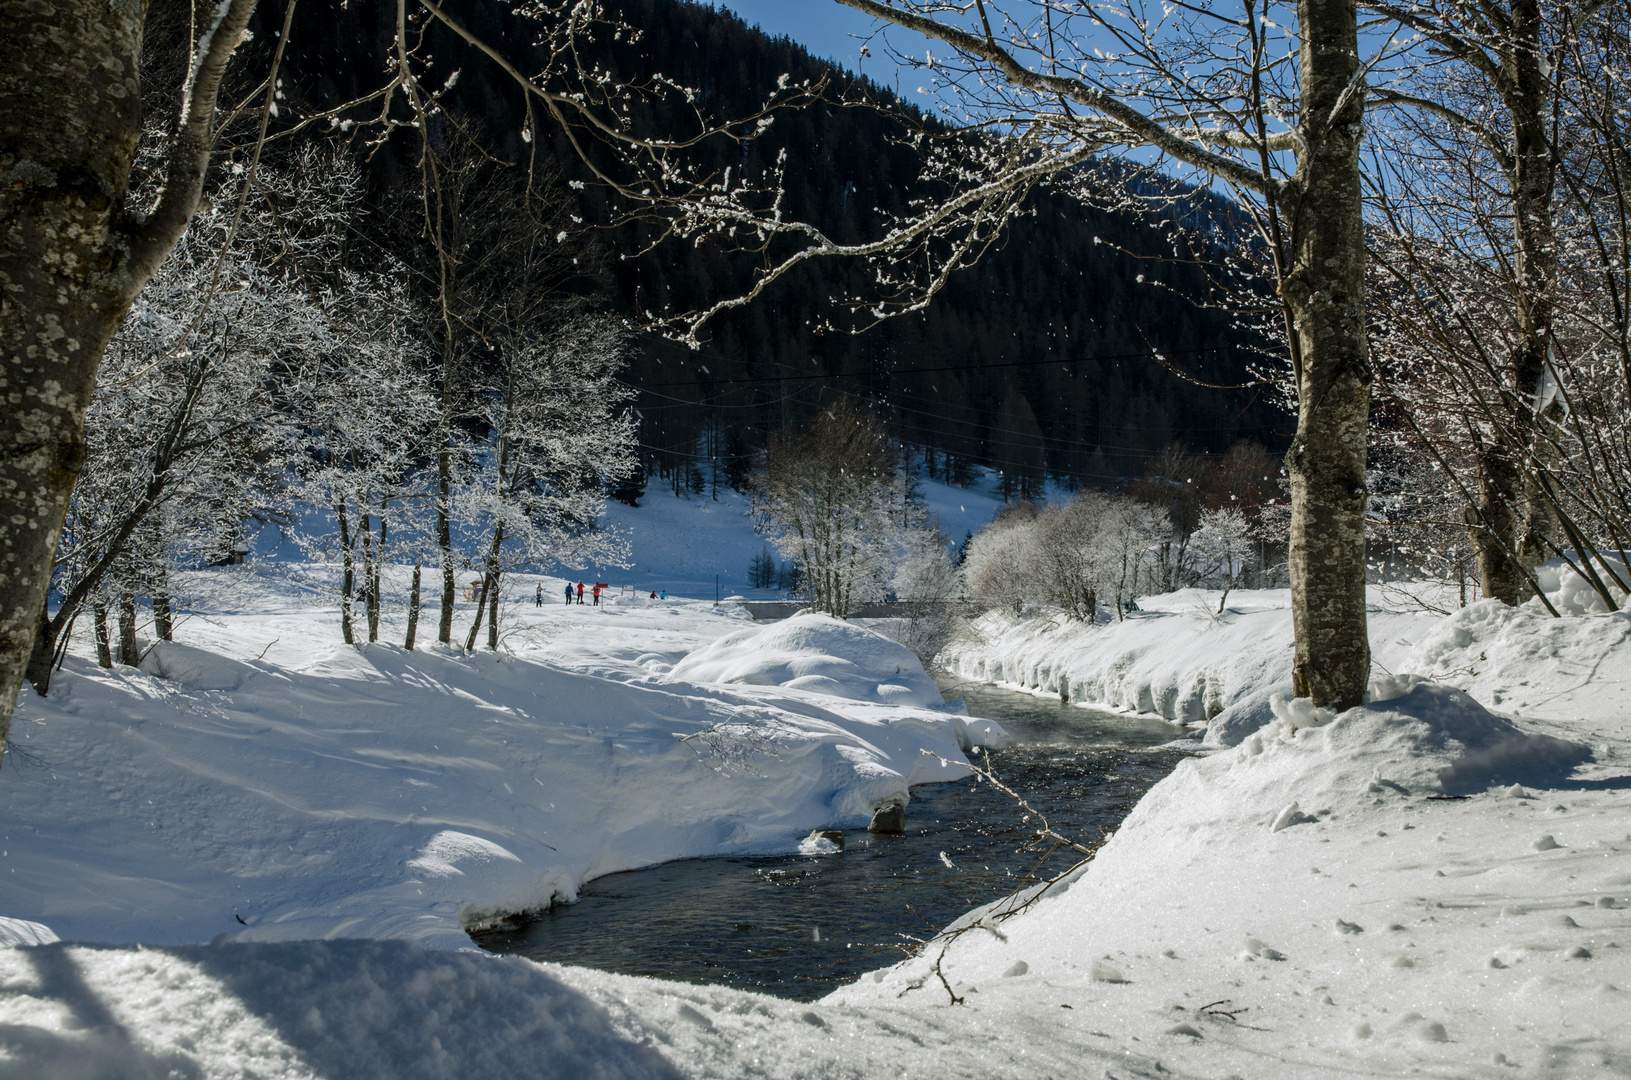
xmin=473 ymin=673 xmax=1192 ymax=1000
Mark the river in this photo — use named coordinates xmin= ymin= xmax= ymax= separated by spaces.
xmin=473 ymin=673 xmax=1193 ymax=1000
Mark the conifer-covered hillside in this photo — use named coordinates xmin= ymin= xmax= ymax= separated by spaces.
xmin=247 ymin=0 xmax=1282 ymax=490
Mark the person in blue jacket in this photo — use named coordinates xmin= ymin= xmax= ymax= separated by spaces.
xmin=564 ymin=582 xmax=574 ymax=605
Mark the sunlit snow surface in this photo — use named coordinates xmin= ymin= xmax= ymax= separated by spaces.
xmin=3 ymin=564 xmax=1631 ymax=1078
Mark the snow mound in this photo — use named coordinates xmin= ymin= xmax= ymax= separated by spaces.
xmin=0 ymin=940 xmax=679 ymax=1080
xmin=1531 ymin=555 xmax=1631 ymax=615
xmin=0 ymin=917 xmax=58 ymax=948
xmin=1170 ymin=685 xmax=1594 ymax=838
xmin=665 ymin=613 xmax=944 ymax=707
xmin=1204 ymin=679 xmax=1295 ymax=748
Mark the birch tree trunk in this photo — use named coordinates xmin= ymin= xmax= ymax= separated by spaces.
xmin=0 ymin=0 xmax=256 ymax=757
xmin=1282 ymin=0 xmax=1373 ymax=709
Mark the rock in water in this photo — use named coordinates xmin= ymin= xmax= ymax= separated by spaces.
xmin=870 ymin=803 xmax=906 ymax=834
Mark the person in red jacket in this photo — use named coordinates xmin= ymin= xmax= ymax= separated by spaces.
xmin=576 ymin=581 xmax=585 ymax=605
xmin=591 ymin=583 xmax=602 ymax=606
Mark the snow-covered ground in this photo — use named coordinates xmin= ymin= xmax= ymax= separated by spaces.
xmin=3 ymin=554 xmax=1630 ymax=1078
xmin=0 ymin=574 xmax=992 ymax=950
xmin=594 ymin=474 xmax=1006 ymax=597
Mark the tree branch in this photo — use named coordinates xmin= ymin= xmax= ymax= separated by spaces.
xmin=129 ymin=0 xmax=260 ymax=283
xmin=836 ymin=0 xmax=1279 ymax=197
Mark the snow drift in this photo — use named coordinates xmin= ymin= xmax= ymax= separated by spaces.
xmin=0 ymin=590 xmax=995 ymax=950
xmin=665 ymin=613 xmax=944 ymax=708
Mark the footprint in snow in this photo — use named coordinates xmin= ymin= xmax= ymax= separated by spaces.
xmin=1243 ymin=937 xmax=1287 ymax=961
xmin=1270 ymin=802 xmax=1316 ymax=832
xmin=1335 ymin=919 xmax=1364 ymax=935
xmin=1002 ymin=960 xmax=1029 ymax=977
xmin=675 ymin=1003 xmax=713 ymax=1028
xmin=1165 ymin=1023 xmax=1202 ymax=1038
xmin=1090 ymin=959 xmax=1127 ymax=983
xmin=1532 ymin=834 xmax=1563 ymax=852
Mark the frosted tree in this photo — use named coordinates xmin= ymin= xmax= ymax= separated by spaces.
xmin=962 ymin=505 xmax=1042 ymax=616
xmin=1032 ymin=492 xmax=1119 ymax=622
xmin=454 ymin=316 xmax=637 ymax=651
xmin=290 ymin=267 xmax=439 ymax=648
xmin=753 ymin=400 xmax=898 ymax=619
xmin=888 ymin=523 xmax=963 ymax=659
xmin=1189 ymin=508 xmax=1257 ymax=612
xmin=27 ymin=156 xmax=342 ymax=691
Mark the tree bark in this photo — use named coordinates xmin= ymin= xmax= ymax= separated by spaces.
xmin=464 ymin=524 xmax=504 ymax=651
xmin=93 ymin=601 xmax=112 ymax=668
xmin=486 ymin=569 xmax=500 ymax=650
xmin=437 ymin=440 xmax=456 ymax=644
xmin=1490 ymin=0 xmax=1558 ymax=602
xmin=0 ymin=0 xmax=256 ymax=759
xmin=1281 ymin=0 xmax=1372 ymax=710
xmin=114 ymin=549 xmax=138 ymax=667
xmin=146 ymin=516 xmax=173 ymax=641
xmin=404 ymin=563 xmax=422 ymax=651
xmin=336 ymin=496 xmax=355 ymax=646
xmin=359 ymin=506 xmax=379 ymax=643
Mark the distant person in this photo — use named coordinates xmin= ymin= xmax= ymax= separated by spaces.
xmin=591 ymin=583 xmax=601 ymax=606
xmin=535 ymin=584 xmax=542 ymax=606
xmin=576 ymin=581 xmax=585 ymax=605
xmin=649 ymin=591 xmax=657 ymax=599
xmin=564 ymin=582 xmax=573 ymax=605
xmin=658 ymin=589 xmax=668 ymax=601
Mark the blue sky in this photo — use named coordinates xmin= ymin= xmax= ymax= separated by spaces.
xmin=710 ymin=2 xmax=883 ymax=69
xmin=707 ymin=1 xmax=934 ymax=102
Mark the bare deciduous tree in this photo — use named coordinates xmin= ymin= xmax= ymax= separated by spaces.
xmin=753 ymin=400 xmax=898 ymax=619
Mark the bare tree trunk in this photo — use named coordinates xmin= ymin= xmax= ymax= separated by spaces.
xmin=24 ymin=609 xmax=57 ymax=695
xmin=359 ymin=507 xmax=379 ymax=643
xmin=93 ymin=601 xmax=113 ymax=669
xmin=486 ymin=571 xmax=500 ymax=650
xmin=114 ymin=549 xmax=138 ymax=667
xmin=464 ymin=525 xmax=504 ymax=651
xmin=404 ymin=563 xmax=422 ymax=651
xmin=1281 ymin=0 xmax=1372 ymax=710
xmin=0 ymin=0 xmax=258 ymax=757
xmin=1500 ymin=0 xmax=1559 ymax=600
xmin=147 ymin=517 xmax=173 ymax=641
xmin=1473 ymin=452 xmax=1528 ymax=602
xmin=151 ymin=579 xmax=174 ymax=642
xmin=437 ymin=437 xmax=456 ymax=645
xmin=371 ymin=502 xmax=387 ymax=643
xmin=336 ymin=497 xmax=355 ymax=646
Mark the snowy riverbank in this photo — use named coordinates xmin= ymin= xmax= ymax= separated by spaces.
xmin=3 ymin=572 xmax=1630 ymax=1078
xmin=0 ymin=573 xmax=993 ymax=951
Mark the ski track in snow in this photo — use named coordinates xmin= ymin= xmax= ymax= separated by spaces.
xmin=3 ymin=551 xmax=1631 ymax=1077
